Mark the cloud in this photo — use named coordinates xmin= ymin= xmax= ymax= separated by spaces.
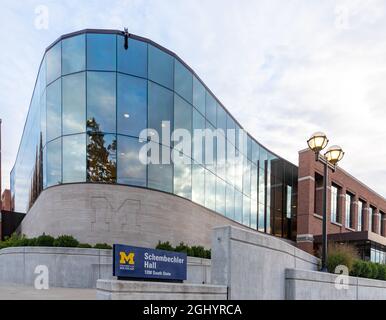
xmin=0 ymin=0 xmax=385 ymax=198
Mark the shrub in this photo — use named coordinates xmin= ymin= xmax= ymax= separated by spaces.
xmin=35 ymin=234 xmax=55 ymax=247
xmin=326 ymin=243 xmax=358 ymax=274
xmin=190 ymin=246 xmax=206 ymax=258
xmin=156 ymin=241 xmax=174 ymax=252
xmin=369 ymin=262 xmax=379 ymax=279
xmin=175 ymin=242 xmax=189 ymax=254
xmin=53 ymin=235 xmax=79 ymax=248
xmin=376 ymin=264 xmax=386 ymax=281
xmin=78 ymin=243 xmax=92 ymax=248
xmin=351 ymin=260 xmax=365 ymax=277
xmin=93 ymin=243 xmax=112 ymax=250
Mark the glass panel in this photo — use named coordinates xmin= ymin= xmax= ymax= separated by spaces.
xmin=252 ymin=141 xmax=259 ymax=165
xmin=117 ymin=74 xmax=147 ymax=137
xmin=148 ymin=45 xmax=174 ymax=89
xmin=87 ymin=34 xmax=116 ymax=71
xmin=62 ymin=72 xmax=86 ymax=135
xmin=226 ymin=184 xmax=235 ymax=220
xmin=205 ymin=169 xmax=216 ymax=211
xmin=46 ymin=42 xmax=61 ymax=84
xmin=193 ymin=76 xmax=205 ymax=115
xmin=174 ymin=60 xmax=193 ymax=103
xmin=40 ymin=90 xmax=46 ymax=146
xmin=117 ymin=135 xmax=146 ymax=187
xmin=87 ymin=133 xmax=117 ymax=183
xmin=243 ymin=196 xmax=251 ymax=227
xmin=46 ymin=79 xmax=61 ymax=142
xmin=62 ymin=34 xmax=86 ymax=75
xmin=258 ymin=202 xmax=265 ymax=232
xmin=251 ymin=198 xmax=258 ymax=229
xmin=174 ymin=94 xmax=192 ymax=157
xmin=217 ymin=104 xmax=227 ymax=134
xmin=148 ymin=81 xmax=173 ymax=146
xmin=148 ymin=145 xmax=173 ymax=193
xmin=234 ymin=190 xmax=243 ymax=223
xmin=192 ymin=163 xmax=205 ymax=206
xmin=358 ymin=201 xmax=363 ymax=231
xmin=174 ymin=154 xmax=192 ymax=199
xmin=331 ymin=185 xmax=338 ymax=223
xmin=251 ymin=163 xmax=258 ymax=200
xmin=46 ymin=138 xmax=62 ymax=187
xmin=117 ymin=36 xmax=147 ymax=78
xmin=226 ymin=139 xmax=235 ymax=186
xmin=192 ymin=109 xmax=205 ymax=164
xmin=205 ymin=92 xmax=217 ymax=127
xmin=87 ymin=72 xmax=116 ymax=133
xmin=226 ymin=114 xmax=236 ymax=145
xmin=216 ymin=178 xmax=226 ymax=216
xmin=243 ymin=158 xmax=251 ymax=197
xmin=63 ymin=134 xmax=86 ymax=183
xmin=259 ymin=147 xmax=267 ymax=169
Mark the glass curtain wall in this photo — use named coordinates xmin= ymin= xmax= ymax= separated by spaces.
xmin=10 ymin=30 xmax=298 ymax=240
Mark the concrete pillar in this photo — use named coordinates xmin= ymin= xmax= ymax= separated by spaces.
xmin=373 ymin=208 xmax=380 ymax=235
xmin=352 ymin=197 xmax=359 ymax=231
xmin=362 ymin=204 xmax=369 ymax=232
xmin=381 ymin=214 xmax=386 ymax=237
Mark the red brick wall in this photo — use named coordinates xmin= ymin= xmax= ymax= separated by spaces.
xmin=297 ymin=149 xmax=386 ymax=253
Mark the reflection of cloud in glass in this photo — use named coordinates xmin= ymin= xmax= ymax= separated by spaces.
xmin=63 ymin=134 xmax=86 ymax=183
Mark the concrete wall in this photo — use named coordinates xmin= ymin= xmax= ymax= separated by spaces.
xmin=285 ymin=268 xmax=386 ymax=300
xmin=211 ymin=226 xmax=320 ymax=300
xmin=0 ymin=247 xmax=211 ymax=288
xmin=97 ymin=280 xmax=227 ymax=300
xmin=20 ymin=184 xmax=251 ymax=249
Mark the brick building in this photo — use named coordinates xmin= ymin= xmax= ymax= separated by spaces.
xmin=297 ymin=149 xmax=386 ymax=263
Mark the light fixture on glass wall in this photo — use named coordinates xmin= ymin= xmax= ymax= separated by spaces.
xmin=123 ymin=113 xmax=130 ymax=119
xmin=306 ymin=131 xmax=345 ymax=272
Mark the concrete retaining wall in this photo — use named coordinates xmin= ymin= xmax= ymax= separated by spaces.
xmin=211 ymin=226 xmax=320 ymax=300
xmin=0 ymin=247 xmax=211 ymax=288
xmin=285 ymin=268 xmax=386 ymax=300
xmin=21 ymin=184 xmax=251 ymax=249
xmin=96 ymin=280 xmax=227 ymax=300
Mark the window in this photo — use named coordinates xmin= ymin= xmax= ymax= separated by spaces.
xmin=87 ymin=72 xmax=116 ymax=133
xmin=358 ymin=200 xmax=364 ymax=231
xmin=205 ymin=92 xmax=217 ymax=127
xmin=226 ymin=184 xmax=235 ymax=220
xmin=217 ymin=104 xmax=227 ymax=134
xmin=148 ymin=82 xmax=173 ymax=146
xmin=258 ymin=202 xmax=265 ymax=232
xmin=117 ymin=135 xmax=146 ymax=187
xmin=117 ymin=37 xmax=147 ymax=78
xmin=148 ymin=145 xmax=173 ymax=193
xmin=174 ymin=60 xmax=193 ymax=103
xmin=46 ymin=79 xmax=62 ymax=142
xmin=381 ymin=211 xmax=386 ymax=236
xmin=331 ymin=185 xmax=339 ymax=223
xmin=40 ymin=90 xmax=46 ymax=146
xmin=193 ymin=77 xmax=205 ymax=115
xmin=192 ymin=163 xmax=205 ymax=206
xmin=205 ymin=169 xmax=216 ymax=211
xmin=345 ymin=193 xmax=353 ymax=229
xmin=46 ymin=138 xmax=62 ymax=187
xmin=234 ymin=190 xmax=243 ymax=223
xmin=62 ymin=34 xmax=86 ymax=75
xmin=369 ymin=206 xmax=373 ymax=232
xmin=46 ymin=42 xmax=61 ymax=84
xmin=174 ymin=154 xmax=192 ymax=200
xmin=243 ymin=158 xmax=251 ymax=197
xmin=251 ymin=198 xmax=258 ymax=229
xmin=216 ymin=177 xmax=226 ymax=216
xmin=63 ymin=134 xmax=86 ymax=183
xmin=314 ymin=173 xmax=323 ymax=216
xmin=243 ymin=196 xmax=251 ymax=227
xmin=252 ymin=141 xmax=259 ymax=165
xmin=87 ymin=34 xmax=116 ymax=71
xmin=174 ymin=94 xmax=192 ymax=140
xmin=62 ymin=72 xmax=86 ymax=135
xmin=87 ymin=133 xmax=117 ymax=183
xmin=117 ymin=74 xmax=147 ymax=137
xmin=192 ymin=109 xmax=205 ymax=164
xmin=286 ymin=185 xmax=292 ymax=219
xmin=148 ymin=45 xmax=174 ymax=89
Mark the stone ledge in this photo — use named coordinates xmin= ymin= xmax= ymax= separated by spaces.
xmin=96 ymin=280 xmax=227 ymax=300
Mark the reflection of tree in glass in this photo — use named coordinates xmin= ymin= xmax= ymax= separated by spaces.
xmin=87 ymin=118 xmax=117 ymax=183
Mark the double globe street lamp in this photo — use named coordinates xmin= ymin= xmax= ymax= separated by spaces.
xmin=307 ymin=132 xmax=345 ymax=271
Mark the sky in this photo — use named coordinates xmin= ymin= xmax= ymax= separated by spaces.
xmin=0 ymin=0 xmax=385 ymax=198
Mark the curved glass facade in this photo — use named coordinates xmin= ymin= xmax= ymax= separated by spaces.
xmin=11 ymin=30 xmax=298 ymax=240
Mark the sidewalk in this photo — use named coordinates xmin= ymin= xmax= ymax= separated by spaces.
xmin=0 ymin=285 xmax=97 ymax=300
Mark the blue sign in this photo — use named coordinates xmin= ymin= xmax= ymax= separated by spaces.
xmin=113 ymin=244 xmax=187 ymax=282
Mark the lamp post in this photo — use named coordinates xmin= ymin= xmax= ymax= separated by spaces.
xmin=307 ymin=132 xmax=344 ymax=272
